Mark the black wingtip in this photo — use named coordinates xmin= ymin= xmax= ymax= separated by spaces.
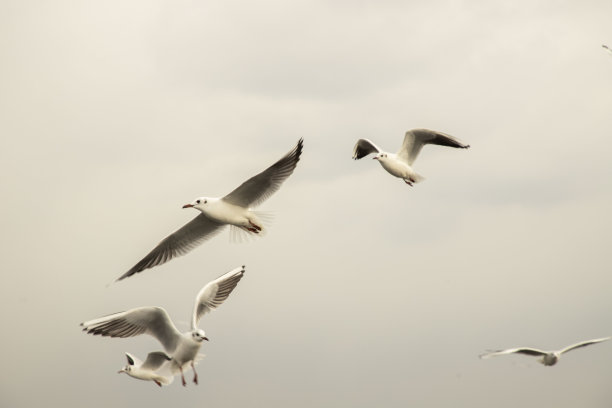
xmin=295 ymin=138 xmax=304 ymax=159
xmin=115 ymin=272 xmax=130 ymax=282
xmin=115 ymin=267 xmax=139 ymax=282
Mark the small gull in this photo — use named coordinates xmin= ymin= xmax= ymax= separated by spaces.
xmin=479 ymin=337 xmax=611 ymax=366
xmin=352 ymin=129 xmax=469 ymax=185
xmin=82 ymin=266 xmax=245 ymax=386
xmin=603 ymin=44 xmax=612 ymax=55
xmin=118 ymin=139 xmax=302 ymax=280
xmin=118 ymin=351 xmax=174 ymax=387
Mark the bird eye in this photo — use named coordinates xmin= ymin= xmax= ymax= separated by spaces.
xmin=196 ymin=200 xmax=200 ymax=204
xmin=204 ymin=200 xmax=207 ymax=204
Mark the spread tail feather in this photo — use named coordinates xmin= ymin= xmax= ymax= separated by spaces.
xmin=405 ymin=173 xmax=425 ymax=185
xmin=412 ymin=173 xmax=425 ymax=183
xmin=229 ymin=211 xmax=274 ymax=243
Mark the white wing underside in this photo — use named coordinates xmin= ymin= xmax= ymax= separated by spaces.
xmin=191 ymin=266 xmax=246 ymax=330
xmin=559 ymin=337 xmax=611 ymax=354
xmin=81 ymin=307 xmax=183 ymax=353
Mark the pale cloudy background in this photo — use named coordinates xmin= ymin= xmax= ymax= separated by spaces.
xmin=2 ymin=0 xmax=612 ymax=407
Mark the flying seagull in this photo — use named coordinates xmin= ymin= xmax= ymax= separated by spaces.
xmin=82 ymin=266 xmax=246 ymax=386
xmin=352 ymin=129 xmax=469 ymax=185
xmin=118 ymin=351 xmax=174 ymax=387
xmin=118 ymin=139 xmax=302 ymax=281
xmin=603 ymin=44 xmax=612 ymax=55
xmin=479 ymin=337 xmax=611 ymax=366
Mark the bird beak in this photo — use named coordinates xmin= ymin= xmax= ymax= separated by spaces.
xmin=118 ymin=370 xmax=125 ymax=374
xmin=182 ymin=204 xmax=193 ymax=209
xmin=372 ymin=157 xmax=378 ymax=160
xmin=204 ymin=337 xmax=209 ymax=341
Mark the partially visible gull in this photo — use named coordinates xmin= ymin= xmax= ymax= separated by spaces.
xmin=82 ymin=266 xmax=245 ymax=386
xmin=352 ymin=129 xmax=469 ymax=185
xmin=603 ymin=44 xmax=612 ymax=55
xmin=118 ymin=351 xmax=174 ymax=387
xmin=118 ymin=139 xmax=302 ymax=281
xmin=480 ymin=337 xmax=611 ymax=366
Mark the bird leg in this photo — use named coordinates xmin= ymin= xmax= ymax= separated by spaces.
xmin=154 ymin=380 xmax=162 ymax=387
xmin=192 ymin=361 xmax=198 ymax=384
xmin=249 ymin=221 xmax=262 ymax=231
xmin=180 ymin=367 xmax=187 ymax=386
xmin=404 ymin=179 xmax=414 ymax=186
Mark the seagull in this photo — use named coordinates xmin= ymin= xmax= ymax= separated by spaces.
xmin=118 ymin=351 xmax=174 ymax=387
xmin=603 ymin=44 xmax=612 ymax=55
xmin=479 ymin=337 xmax=611 ymax=366
xmin=352 ymin=129 xmax=469 ymax=185
xmin=118 ymin=139 xmax=302 ymax=281
xmin=82 ymin=265 xmax=246 ymax=386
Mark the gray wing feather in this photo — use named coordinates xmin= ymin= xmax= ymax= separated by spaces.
xmin=223 ymin=139 xmax=303 ymax=208
xmin=141 ymin=351 xmax=172 ymax=370
xmin=398 ymin=129 xmax=470 ymax=165
xmin=480 ymin=347 xmax=548 ymax=359
xmin=559 ymin=337 xmax=611 ymax=354
xmin=81 ymin=307 xmax=182 ymax=353
xmin=118 ymin=214 xmax=224 ymax=281
xmin=191 ymin=266 xmax=246 ymax=329
xmin=352 ymin=139 xmax=381 ymax=160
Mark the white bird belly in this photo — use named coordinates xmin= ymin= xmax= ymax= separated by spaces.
xmin=379 ymin=159 xmax=414 ymax=179
xmin=171 ymin=339 xmax=202 ymax=369
xmin=204 ymin=201 xmax=253 ymax=227
xmin=128 ymin=368 xmax=165 ymax=382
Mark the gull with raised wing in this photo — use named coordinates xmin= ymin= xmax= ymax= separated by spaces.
xmin=118 ymin=139 xmax=302 ymax=280
xmin=118 ymin=351 xmax=174 ymax=387
xmin=352 ymin=129 xmax=469 ymax=185
xmin=82 ymin=266 xmax=246 ymax=386
xmin=479 ymin=337 xmax=611 ymax=366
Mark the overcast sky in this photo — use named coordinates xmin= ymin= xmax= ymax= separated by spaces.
xmin=2 ymin=0 xmax=612 ymax=407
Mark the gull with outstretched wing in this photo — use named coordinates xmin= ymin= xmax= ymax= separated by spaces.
xmin=118 ymin=351 xmax=174 ymax=387
xmin=82 ymin=266 xmax=246 ymax=386
xmin=352 ymin=129 xmax=469 ymax=186
xmin=118 ymin=139 xmax=302 ymax=281
xmin=480 ymin=337 xmax=611 ymax=366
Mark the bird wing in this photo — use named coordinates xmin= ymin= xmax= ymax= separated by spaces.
xmin=559 ymin=337 xmax=611 ymax=354
xmin=352 ymin=138 xmax=381 ymax=160
xmin=141 ymin=351 xmax=173 ymax=371
xmin=223 ymin=138 xmax=303 ymax=208
xmin=191 ymin=265 xmax=246 ymax=330
xmin=125 ymin=352 xmax=140 ymax=366
xmin=118 ymin=214 xmax=225 ymax=281
xmin=81 ymin=307 xmax=183 ymax=353
xmin=398 ymin=129 xmax=470 ymax=165
xmin=480 ymin=347 xmax=548 ymax=359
